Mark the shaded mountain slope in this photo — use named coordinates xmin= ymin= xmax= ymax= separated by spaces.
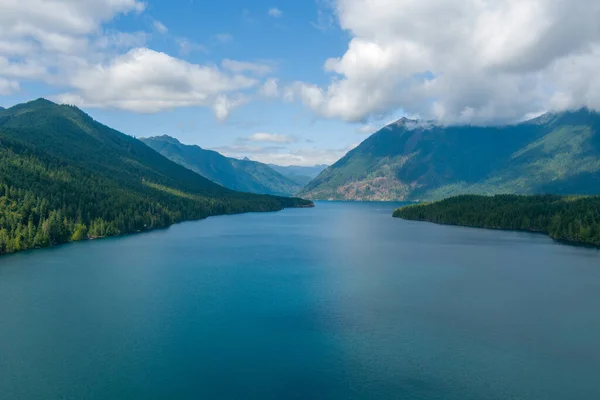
xmin=0 ymin=99 xmax=311 ymax=254
xmin=300 ymin=110 xmax=600 ymax=201
xmin=141 ymin=135 xmax=303 ymax=196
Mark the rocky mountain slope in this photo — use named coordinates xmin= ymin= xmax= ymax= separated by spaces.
xmin=299 ymin=110 xmax=600 ymax=201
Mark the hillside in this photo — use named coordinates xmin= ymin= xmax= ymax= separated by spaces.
xmin=299 ymin=110 xmax=600 ymax=201
xmin=394 ymin=194 xmax=600 ymax=246
xmin=268 ymin=164 xmax=328 ymax=186
xmin=141 ymin=135 xmax=303 ymax=196
xmin=0 ymin=99 xmax=312 ymax=254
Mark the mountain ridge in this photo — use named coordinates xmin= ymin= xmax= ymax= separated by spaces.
xmin=0 ymin=99 xmax=311 ymax=254
xmin=141 ymin=135 xmax=304 ymax=196
xmin=300 ymin=108 xmax=600 ymax=201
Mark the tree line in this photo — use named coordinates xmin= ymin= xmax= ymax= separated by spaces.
xmin=0 ymin=136 xmax=310 ymax=255
xmin=395 ymin=194 xmax=600 ymax=246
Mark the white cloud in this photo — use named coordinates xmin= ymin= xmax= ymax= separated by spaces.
xmin=0 ymin=0 xmax=147 ymax=92
xmin=312 ymin=0 xmax=335 ymax=32
xmin=152 ymin=20 xmax=168 ymax=34
xmin=0 ymin=78 xmax=19 ymax=95
xmin=213 ymin=94 xmax=249 ymax=121
xmin=289 ymin=0 xmax=600 ymax=124
xmin=247 ymin=133 xmax=297 ymax=144
xmin=55 ymin=48 xmax=258 ymax=118
xmin=260 ymin=78 xmax=279 ymax=97
xmin=212 ymin=143 xmax=356 ymax=166
xmin=222 ymin=59 xmax=274 ymax=76
xmin=0 ymin=2 xmax=270 ymax=121
xmin=211 ymin=145 xmax=287 ymax=155
xmin=268 ymin=8 xmax=283 ymax=18
xmin=0 ymin=0 xmax=145 ymax=54
xmin=0 ymin=40 xmax=36 ymax=56
xmin=358 ymin=124 xmax=376 ymax=134
xmin=0 ymin=57 xmax=47 ymax=79
xmin=94 ymin=31 xmax=148 ymax=50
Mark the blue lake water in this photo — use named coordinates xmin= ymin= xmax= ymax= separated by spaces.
xmin=1 ymin=201 xmax=600 ymax=399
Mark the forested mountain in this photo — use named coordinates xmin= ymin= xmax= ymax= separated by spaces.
xmin=300 ymin=110 xmax=600 ymax=201
xmin=0 ymin=99 xmax=312 ymax=254
xmin=395 ymin=194 xmax=600 ymax=246
xmin=268 ymin=164 xmax=328 ymax=186
xmin=141 ymin=135 xmax=303 ymax=196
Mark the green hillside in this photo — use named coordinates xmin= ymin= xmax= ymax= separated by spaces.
xmin=0 ymin=99 xmax=312 ymax=254
xmin=141 ymin=135 xmax=303 ymax=196
xmin=394 ymin=194 xmax=600 ymax=246
xmin=299 ymin=110 xmax=600 ymax=201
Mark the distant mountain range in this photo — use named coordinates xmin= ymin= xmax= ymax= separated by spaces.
xmin=141 ymin=135 xmax=324 ymax=196
xmin=268 ymin=164 xmax=328 ymax=186
xmin=0 ymin=99 xmax=311 ymax=254
xmin=300 ymin=109 xmax=600 ymax=201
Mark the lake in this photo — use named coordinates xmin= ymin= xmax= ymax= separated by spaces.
xmin=1 ymin=201 xmax=600 ymax=399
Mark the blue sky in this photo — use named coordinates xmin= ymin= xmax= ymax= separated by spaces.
xmin=0 ymin=0 xmax=391 ymax=166
xmin=1 ymin=0 xmax=599 ymax=165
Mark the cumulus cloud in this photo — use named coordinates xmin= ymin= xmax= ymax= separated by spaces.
xmin=289 ymin=0 xmax=600 ymax=124
xmin=268 ymin=8 xmax=283 ymax=18
xmin=0 ymin=2 xmax=267 ymax=120
xmin=246 ymin=132 xmax=298 ymax=144
xmin=0 ymin=57 xmax=47 ymax=79
xmin=212 ymin=94 xmax=250 ymax=121
xmin=222 ymin=59 xmax=274 ymax=76
xmin=0 ymin=78 xmax=19 ymax=95
xmin=0 ymin=0 xmax=145 ymax=54
xmin=0 ymin=0 xmax=147 ymax=90
xmin=55 ymin=48 xmax=258 ymax=117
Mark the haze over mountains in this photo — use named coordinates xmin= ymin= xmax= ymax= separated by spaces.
xmin=300 ymin=109 xmax=600 ymax=201
xmin=268 ymin=164 xmax=328 ymax=186
xmin=141 ymin=135 xmax=313 ymax=197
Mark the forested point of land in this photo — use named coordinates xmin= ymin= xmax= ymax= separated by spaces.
xmin=394 ymin=194 xmax=600 ymax=247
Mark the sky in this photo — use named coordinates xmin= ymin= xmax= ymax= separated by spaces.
xmin=1 ymin=0 xmax=600 ymax=166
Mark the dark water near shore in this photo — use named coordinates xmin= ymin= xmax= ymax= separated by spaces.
xmin=1 ymin=201 xmax=600 ymax=399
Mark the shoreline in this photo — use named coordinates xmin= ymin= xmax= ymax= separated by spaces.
xmin=395 ymin=216 xmax=600 ymax=250
xmin=0 ymin=202 xmax=315 ymax=258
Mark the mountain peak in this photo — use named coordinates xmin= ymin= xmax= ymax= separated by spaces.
xmin=145 ymin=135 xmax=182 ymax=144
xmin=548 ymin=107 xmax=600 ymax=126
xmin=28 ymin=98 xmax=58 ymax=107
xmin=391 ymin=117 xmax=419 ymax=127
xmin=300 ymin=108 xmax=600 ymax=201
xmin=0 ymin=98 xmax=67 ymax=117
